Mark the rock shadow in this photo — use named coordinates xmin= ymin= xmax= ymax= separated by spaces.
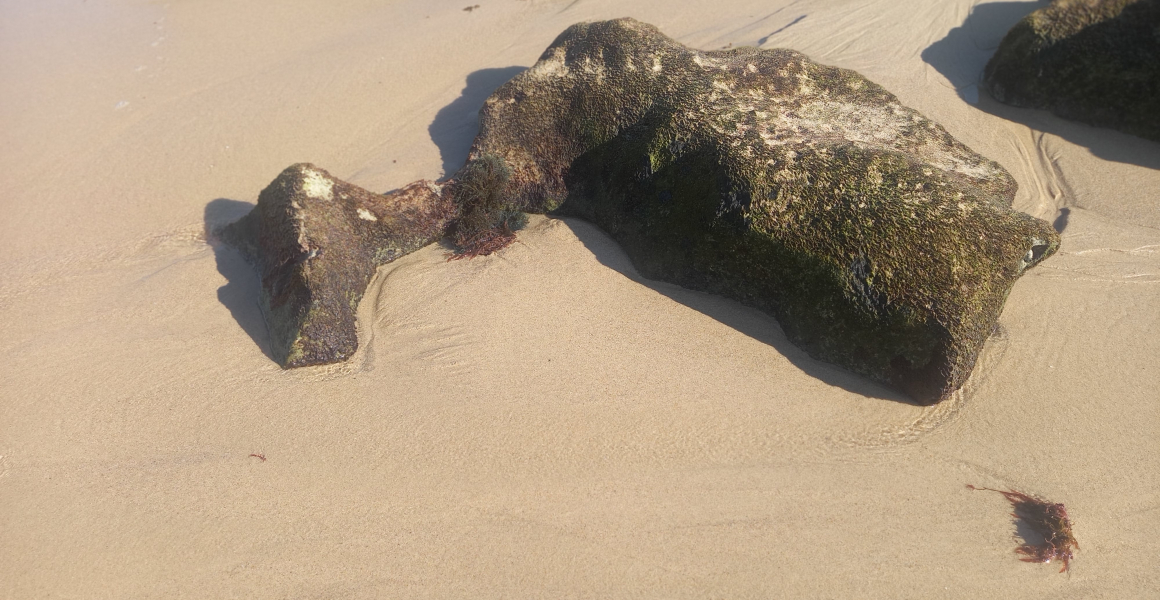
xmin=555 ymin=217 xmax=915 ymax=405
xmin=1052 ymin=207 xmax=1070 ymax=233
xmin=204 ymin=198 xmax=274 ymax=362
xmin=921 ymin=1 xmax=1046 ymax=99
xmin=974 ymin=92 xmax=1160 ymax=170
xmin=757 ymin=14 xmax=806 ymax=46
xmin=922 ymin=0 xmax=1160 ymax=169
xmin=428 ymin=66 xmax=528 ymax=177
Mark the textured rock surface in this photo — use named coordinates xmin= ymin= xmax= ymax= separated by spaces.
xmin=219 ymin=164 xmax=454 ymax=367
xmin=461 ymin=18 xmax=1058 ymax=403
xmin=984 ymin=0 xmax=1160 ymax=141
xmin=222 ymin=19 xmax=1058 ymax=404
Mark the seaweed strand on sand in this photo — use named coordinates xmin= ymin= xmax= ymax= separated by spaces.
xmin=967 ymin=484 xmax=1078 ymax=573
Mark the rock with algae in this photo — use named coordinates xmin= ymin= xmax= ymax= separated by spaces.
xmin=462 ymin=18 xmax=1058 ymax=404
xmin=222 ymin=18 xmax=1058 ymax=404
xmin=984 ymin=0 xmax=1160 ymax=141
xmin=218 ymin=164 xmax=454 ymax=367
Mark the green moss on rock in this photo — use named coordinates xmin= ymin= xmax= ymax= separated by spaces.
xmin=984 ymin=0 xmax=1160 ymax=141
xmin=460 ymin=18 xmax=1058 ymax=403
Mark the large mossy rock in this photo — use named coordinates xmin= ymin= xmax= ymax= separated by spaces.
xmin=462 ymin=18 xmax=1058 ymax=404
xmin=984 ymin=0 xmax=1160 ymax=141
xmin=222 ymin=19 xmax=1057 ymax=404
xmin=218 ymin=164 xmax=454 ymax=367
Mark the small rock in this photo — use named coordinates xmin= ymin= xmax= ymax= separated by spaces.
xmin=219 ymin=164 xmax=454 ymax=367
xmin=984 ymin=0 xmax=1160 ymax=141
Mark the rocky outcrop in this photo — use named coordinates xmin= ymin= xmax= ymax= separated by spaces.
xmin=222 ymin=19 xmax=1059 ymax=404
xmin=465 ymin=18 xmax=1058 ymax=404
xmin=984 ymin=0 xmax=1160 ymax=141
xmin=218 ymin=164 xmax=454 ymax=367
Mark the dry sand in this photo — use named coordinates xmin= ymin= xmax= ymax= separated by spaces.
xmin=2 ymin=0 xmax=1158 ymax=597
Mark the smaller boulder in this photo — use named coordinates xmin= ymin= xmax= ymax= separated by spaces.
xmin=984 ymin=0 xmax=1160 ymax=141
xmin=218 ymin=164 xmax=455 ymax=367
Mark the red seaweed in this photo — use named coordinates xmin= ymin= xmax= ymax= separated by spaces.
xmin=968 ymin=485 xmax=1078 ymax=573
xmin=446 ymin=153 xmax=526 ymax=260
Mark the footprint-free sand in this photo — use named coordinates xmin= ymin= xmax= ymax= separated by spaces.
xmin=2 ymin=0 xmax=1157 ymax=597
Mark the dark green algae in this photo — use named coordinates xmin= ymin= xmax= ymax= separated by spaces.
xmin=221 ymin=18 xmax=1058 ymax=404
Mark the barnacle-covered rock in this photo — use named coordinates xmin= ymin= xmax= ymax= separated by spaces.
xmin=462 ymin=18 xmax=1059 ymax=403
xmin=219 ymin=164 xmax=454 ymax=367
xmin=984 ymin=0 xmax=1160 ymax=141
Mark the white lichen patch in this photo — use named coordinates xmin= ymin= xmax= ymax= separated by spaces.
xmin=795 ymin=71 xmax=816 ymax=96
xmin=290 ymin=199 xmax=309 ymax=249
xmin=356 ymin=208 xmax=378 ymax=221
xmin=528 ymin=46 xmax=570 ymax=78
xmin=920 ymin=140 xmax=998 ymax=180
xmin=733 ymin=91 xmax=1002 ymax=182
xmin=301 ymin=168 xmax=334 ymax=201
xmin=692 ymin=53 xmax=724 ymax=71
xmin=581 ymin=56 xmax=605 ymax=75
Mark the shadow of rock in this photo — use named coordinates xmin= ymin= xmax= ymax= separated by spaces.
xmin=757 ymin=14 xmax=806 ymax=45
xmin=921 ymin=1 xmax=1047 ymax=99
xmin=975 ymin=91 xmax=1160 ymax=169
xmin=923 ymin=0 xmax=1160 ymax=168
xmin=1053 ymin=207 xmax=1070 ymax=233
xmin=428 ymin=66 xmax=528 ymax=177
xmin=204 ymin=198 xmax=274 ymax=362
xmin=555 ymin=217 xmax=915 ymax=405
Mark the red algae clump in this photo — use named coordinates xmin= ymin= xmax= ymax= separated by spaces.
xmin=968 ymin=485 xmax=1079 ymax=573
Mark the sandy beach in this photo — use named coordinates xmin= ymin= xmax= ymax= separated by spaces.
xmin=2 ymin=0 xmax=1158 ymax=597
